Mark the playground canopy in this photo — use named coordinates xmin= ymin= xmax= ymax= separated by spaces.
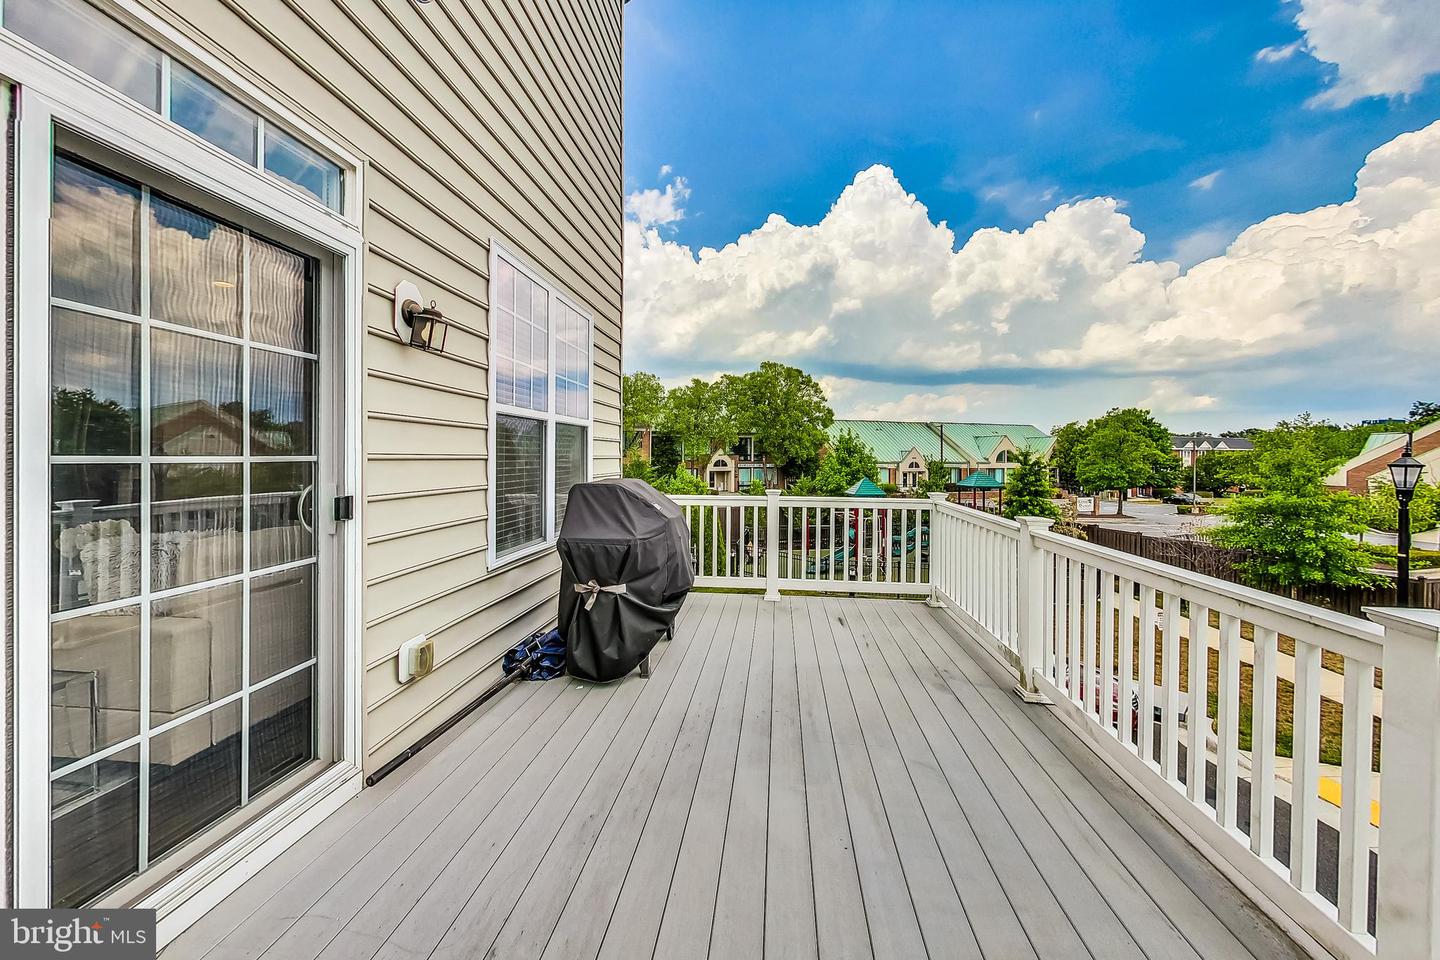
xmin=846 ymin=477 xmax=887 ymax=497
xmin=955 ymin=469 xmax=1004 ymax=489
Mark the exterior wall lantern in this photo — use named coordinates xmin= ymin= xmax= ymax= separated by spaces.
xmin=393 ymin=280 xmax=449 ymax=352
xmin=1388 ymin=431 xmax=1425 ymax=606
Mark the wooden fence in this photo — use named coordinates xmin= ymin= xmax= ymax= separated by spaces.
xmin=1077 ymin=522 xmax=1440 ymax=617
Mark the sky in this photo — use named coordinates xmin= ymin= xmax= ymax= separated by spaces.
xmin=621 ymin=0 xmax=1440 ymax=433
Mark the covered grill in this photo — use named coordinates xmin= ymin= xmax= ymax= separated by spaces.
xmin=558 ymin=478 xmax=693 ymax=682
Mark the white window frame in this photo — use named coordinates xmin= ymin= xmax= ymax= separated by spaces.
xmin=487 ymin=240 xmax=594 ymax=570
xmin=4 ymin=21 xmax=366 ymax=937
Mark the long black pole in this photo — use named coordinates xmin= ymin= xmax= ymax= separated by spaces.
xmin=1398 ymin=496 xmax=1412 ymax=606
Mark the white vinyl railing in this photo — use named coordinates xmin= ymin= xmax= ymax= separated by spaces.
xmin=668 ymin=492 xmax=933 ymax=597
xmin=666 ymin=489 xmax=1440 ymax=959
xmin=924 ymin=499 xmax=1440 ymax=960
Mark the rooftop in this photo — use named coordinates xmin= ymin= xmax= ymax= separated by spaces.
xmin=831 ymin=419 xmax=1053 ymax=464
xmin=165 ymin=593 xmax=1305 ymax=960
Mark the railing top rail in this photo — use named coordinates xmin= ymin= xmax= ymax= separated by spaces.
xmin=931 ymin=497 xmax=1022 ymax=534
xmin=668 ymin=494 xmax=936 ymax=508
xmin=1034 ymin=527 xmax=1385 ymax=662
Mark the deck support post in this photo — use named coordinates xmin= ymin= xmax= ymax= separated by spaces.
xmin=926 ymin=493 xmax=948 ymax=607
xmin=1368 ymin=607 xmax=1440 ymax=960
xmin=1013 ymin=516 xmax=1054 ymax=704
xmin=764 ymin=489 xmax=781 ymax=601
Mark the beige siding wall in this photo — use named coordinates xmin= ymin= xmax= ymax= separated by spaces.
xmin=139 ymin=0 xmax=623 ymax=772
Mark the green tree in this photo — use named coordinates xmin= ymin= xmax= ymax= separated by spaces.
xmin=1049 ymin=421 xmax=1085 ymax=491
xmin=52 ymin=388 xmax=137 ymax=456
xmin=621 ymin=371 xmax=666 ymax=452
xmin=662 ymin=377 xmax=737 ymax=462
xmin=811 ymin=428 xmax=879 ymax=496
xmin=1206 ymin=444 xmax=1375 ymax=588
xmin=622 ymin=456 xmax=655 ymax=485
xmin=650 ymin=464 xmax=709 ymax=496
xmin=743 ymin=477 xmax=766 ymax=497
xmin=650 ymin=432 xmax=682 ymax=477
xmin=1074 ymin=412 xmax=1175 ymax=515
xmin=1410 ymin=400 xmax=1440 ymax=424
xmin=1002 ymin=448 xmax=1061 ymax=521
xmin=917 ymin=457 xmax=950 ymax=495
xmin=1357 ymin=479 xmax=1440 ymax=534
xmin=724 ymin=362 xmax=833 ymax=477
xmin=1193 ymin=450 xmax=1253 ymax=494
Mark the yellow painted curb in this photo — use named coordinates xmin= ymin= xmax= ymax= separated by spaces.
xmin=1318 ymin=775 xmax=1380 ymax=827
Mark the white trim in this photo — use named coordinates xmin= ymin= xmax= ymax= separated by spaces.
xmin=487 ymin=238 xmax=594 ymax=571
xmin=10 ymin=74 xmax=365 ymax=916
xmin=1 ymin=0 xmax=362 ymax=224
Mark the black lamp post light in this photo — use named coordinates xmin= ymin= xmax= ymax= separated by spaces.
xmin=1387 ymin=432 xmax=1425 ymax=606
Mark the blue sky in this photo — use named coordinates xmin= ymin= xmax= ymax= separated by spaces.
xmin=622 ymin=1 xmax=1440 ymax=431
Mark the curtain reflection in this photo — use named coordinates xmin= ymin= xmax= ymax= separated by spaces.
xmin=151 ymin=328 xmax=243 ymax=457
xmin=149 ymin=196 xmax=242 ymax=336
xmin=52 ymin=157 xmax=140 ymax=313
xmin=250 ymin=351 xmax=314 ymax=455
xmin=250 ymin=238 xmax=312 ymax=352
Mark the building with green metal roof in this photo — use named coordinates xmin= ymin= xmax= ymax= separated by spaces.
xmin=828 ymin=419 xmax=1053 ymax=490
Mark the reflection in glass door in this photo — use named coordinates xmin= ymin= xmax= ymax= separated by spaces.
xmin=47 ymin=154 xmax=322 ymax=907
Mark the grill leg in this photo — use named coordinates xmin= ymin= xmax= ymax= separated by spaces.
xmin=638 ymin=654 xmax=651 ymax=679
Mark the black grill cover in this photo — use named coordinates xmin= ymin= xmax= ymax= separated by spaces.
xmin=558 ymin=478 xmax=693 ymax=682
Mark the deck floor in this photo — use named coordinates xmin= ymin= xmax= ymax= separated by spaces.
xmin=165 ymin=593 xmax=1309 ymax=960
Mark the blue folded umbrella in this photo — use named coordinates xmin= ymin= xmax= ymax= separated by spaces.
xmin=502 ymin=628 xmax=567 ymax=681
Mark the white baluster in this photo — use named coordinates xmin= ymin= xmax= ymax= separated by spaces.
xmin=1187 ymin=603 xmax=1210 ymax=805
xmin=1249 ymin=626 xmax=1278 ymax=859
xmin=1215 ymin=614 xmax=1241 ymax=829
xmin=1338 ymin=657 xmax=1375 ymax=934
xmin=1290 ymin=639 xmax=1321 ymax=893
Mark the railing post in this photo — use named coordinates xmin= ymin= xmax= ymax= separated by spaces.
xmin=926 ymin=493 xmax=948 ymax=607
xmin=764 ymin=489 xmax=781 ymax=602
xmin=1014 ymin=516 xmax=1054 ymax=704
xmin=1368 ymin=607 xmax=1440 ymax=960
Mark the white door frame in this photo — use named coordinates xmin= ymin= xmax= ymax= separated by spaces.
xmin=4 ymin=30 xmax=364 ymax=929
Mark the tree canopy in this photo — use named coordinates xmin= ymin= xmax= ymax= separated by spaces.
xmin=1073 ymin=408 xmax=1178 ymax=512
xmin=1192 ymin=450 xmax=1253 ymax=494
xmin=1206 ymin=442 xmax=1374 ymax=588
xmin=1048 ymin=420 xmax=1085 ymax=492
xmin=1357 ymin=479 xmax=1439 ymax=534
xmin=1002 ymin=448 xmax=1062 ymax=521
xmin=811 ymin=428 xmax=880 ymax=496
xmin=621 ymin=371 xmax=666 ymax=448
xmin=724 ymin=362 xmax=834 ymax=476
xmin=662 ymin=377 xmax=738 ymax=461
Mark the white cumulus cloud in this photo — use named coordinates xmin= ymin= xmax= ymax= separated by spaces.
xmin=1293 ymin=0 xmax=1440 ymax=107
xmin=1255 ymin=41 xmax=1303 ymax=63
xmin=625 ymin=176 xmax=691 ymax=229
xmin=1140 ymin=378 xmax=1218 ymax=414
xmin=626 ymin=121 xmax=1440 ymax=423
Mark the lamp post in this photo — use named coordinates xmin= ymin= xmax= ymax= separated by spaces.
xmin=1388 ymin=432 xmax=1425 ymax=606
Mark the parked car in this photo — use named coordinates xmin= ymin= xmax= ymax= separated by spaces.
xmin=1162 ymin=492 xmax=1202 ymax=505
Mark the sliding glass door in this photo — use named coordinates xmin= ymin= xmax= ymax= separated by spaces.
xmin=46 ymin=152 xmax=325 ymax=906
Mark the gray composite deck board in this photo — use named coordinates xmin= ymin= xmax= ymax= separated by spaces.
xmin=166 ymin=593 xmax=1308 ymax=960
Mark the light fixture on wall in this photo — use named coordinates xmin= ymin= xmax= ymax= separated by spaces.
xmin=393 ymin=280 xmax=449 ymax=352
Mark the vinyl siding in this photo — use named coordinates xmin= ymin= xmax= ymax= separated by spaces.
xmin=137 ymin=0 xmax=623 ymax=772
